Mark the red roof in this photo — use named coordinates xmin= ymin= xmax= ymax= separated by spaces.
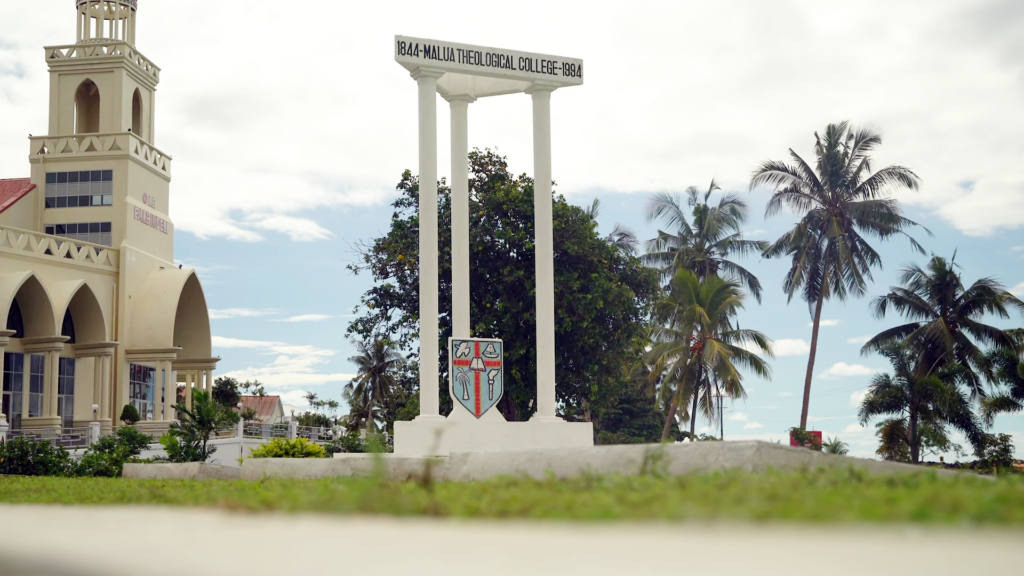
xmin=0 ymin=178 xmax=36 ymax=214
xmin=239 ymin=395 xmax=283 ymax=422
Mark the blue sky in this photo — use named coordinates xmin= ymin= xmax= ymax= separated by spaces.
xmin=2 ymin=0 xmax=1022 ymax=458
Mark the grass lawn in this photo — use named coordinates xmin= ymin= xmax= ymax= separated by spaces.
xmin=2 ymin=467 xmax=1023 ymax=524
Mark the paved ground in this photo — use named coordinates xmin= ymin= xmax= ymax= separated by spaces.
xmin=0 ymin=505 xmax=1018 ymax=575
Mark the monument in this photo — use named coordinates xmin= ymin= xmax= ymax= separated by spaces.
xmin=392 ymin=36 xmax=594 ymax=456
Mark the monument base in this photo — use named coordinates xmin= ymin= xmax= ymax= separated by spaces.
xmin=394 ymin=419 xmax=594 ymax=456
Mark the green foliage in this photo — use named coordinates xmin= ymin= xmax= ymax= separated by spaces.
xmin=76 ymin=426 xmax=152 ymax=478
xmin=823 ymin=436 xmax=849 ymax=456
xmin=161 ymin=390 xmax=239 ymax=463
xmin=647 ymin=270 xmax=773 ymax=439
xmin=344 ymin=338 xmax=404 ymax=433
xmin=119 ymin=404 xmax=140 ymax=425
xmin=295 ymin=411 xmax=333 ymax=428
xmin=0 ymin=436 xmax=77 ymax=477
xmin=248 ymin=438 xmax=327 ymax=459
xmin=3 ymin=468 xmax=1024 ymax=524
xmin=975 ymin=433 xmax=1016 ymax=470
xmin=347 ymin=149 xmax=659 ymax=423
xmin=212 ymin=377 xmax=241 ymax=408
xmin=239 ymin=406 xmax=260 ymax=422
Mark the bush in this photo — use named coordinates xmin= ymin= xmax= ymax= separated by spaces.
xmin=0 ymin=436 xmax=77 ymax=477
xmin=158 ymin=390 xmax=238 ymax=464
xmin=976 ymin=433 xmax=1015 ymax=470
xmin=76 ymin=426 xmax=153 ymax=477
xmin=120 ymin=404 xmax=140 ymax=426
xmin=248 ymin=438 xmax=327 ymax=459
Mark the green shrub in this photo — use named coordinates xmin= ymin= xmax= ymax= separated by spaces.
xmin=76 ymin=426 xmax=154 ymax=478
xmin=976 ymin=433 xmax=1015 ymax=470
xmin=0 ymin=436 xmax=77 ymax=477
xmin=248 ymin=438 xmax=327 ymax=459
xmin=120 ymin=404 xmax=140 ymax=426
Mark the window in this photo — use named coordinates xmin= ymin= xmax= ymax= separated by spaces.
xmin=6 ymin=299 xmax=24 ymax=338
xmin=45 ymin=170 xmax=113 ymax=209
xmin=2 ymin=353 xmax=23 ymax=430
xmin=28 ymin=354 xmax=45 ymax=418
xmin=74 ymin=79 xmax=100 ymax=134
xmin=45 ymin=222 xmax=112 ymax=247
xmin=132 ymin=89 xmax=144 ymax=138
xmin=129 ymin=363 xmax=155 ymax=421
xmin=58 ymin=358 xmax=75 ymax=430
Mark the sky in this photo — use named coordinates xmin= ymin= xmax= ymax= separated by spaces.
xmin=1 ymin=0 xmax=1022 ymax=459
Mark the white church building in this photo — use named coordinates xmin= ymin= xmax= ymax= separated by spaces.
xmin=0 ymin=0 xmax=217 ymax=437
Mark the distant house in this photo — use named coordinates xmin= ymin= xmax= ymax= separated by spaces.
xmin=239 ymin=395 xmax=285 ymax=424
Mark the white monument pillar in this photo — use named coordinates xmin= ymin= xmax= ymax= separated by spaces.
xmin=413 ymin=67 xmax=446 ymax=420
xmin=448 ymin=94 xmax=474 ymax=339
xmin=529 ymin=84 xmax=560 ymax=422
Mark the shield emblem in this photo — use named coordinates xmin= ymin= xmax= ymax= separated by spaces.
xmin=449 ymin=337 xmax=503 ymax=418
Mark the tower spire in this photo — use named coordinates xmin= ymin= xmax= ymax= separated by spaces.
xmin=76 ymin=1 xmax=138 ymax=45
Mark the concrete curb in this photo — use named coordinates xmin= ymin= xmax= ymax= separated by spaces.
xmin=121 ymin=441 xmax=959 ymax=482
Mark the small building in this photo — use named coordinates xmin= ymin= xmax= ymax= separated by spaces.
xmin=0 ymin=1 xmax=218 ymax=436
xmin=239 ymin=396 xmax=285 ymax=424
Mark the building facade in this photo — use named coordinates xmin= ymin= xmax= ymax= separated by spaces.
xmin=0 ymin=1 xmax=217 ymax=435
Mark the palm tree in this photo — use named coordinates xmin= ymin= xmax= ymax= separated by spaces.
xmin=644 ymin=180 xmax=767 ymax=301
xmin=303 ymin=391 xmax=319 ymax=412
xmin=752 ymin=122 xmax=926 ymax=429
xmin=979 ymin=330 xmax=1024 ymax=426
xmin=858 ymin=340 xmax=982 ymax=463
xmin=863 ymin=255 xmax=1024 ymax=397
xmin=345 ymin=337 xmax=403 ymax=433
xmin=646 ymin=270 xmax=773 ymax=440
xmin=586 ymin=198 xmax=639 ymax=254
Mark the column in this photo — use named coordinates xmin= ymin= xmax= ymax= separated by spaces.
xmin=0 ymin=331 xmax=11 ymax=422
xmin=100 ymin=354 xmax=111 ymax=421
xmin=184 ymin=372 xmax=193 ymax=410
xmin=530 ymin=85 xmax=560 ymax=422
xmin=46 ymin=350 xmax=59 ymax=420
xmin=92 ymin=356 xmax=102 ymax=415
xmin=448 ymin=95 xmax=474 ymax=339
xmin=162 ymin=361 xmax=174 ymax=420
xmin=412 ymin=68 xmax=445 ymax=420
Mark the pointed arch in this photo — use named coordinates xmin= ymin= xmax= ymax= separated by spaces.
xmin=50 ymin=280 xmax=108 ymax=345
xmin=75 ymin=79 xmax=101 ymax=134
xmin=0 ymin=272 xmax=57 ymax=339
xmin=129 ymin=268 xmax=212 ymax=359
xmin=132 ymin=88 xmax=143 ymax=138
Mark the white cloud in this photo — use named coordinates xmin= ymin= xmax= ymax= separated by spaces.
xmin=744 ymin=229 xmax=766 ymax=236
xmin=741 ymin=338 xmax=810 ymax=356
xmin=272 ymin=314 xmax=333 ymax=323
xmin=850 ymin=389 xmax=869 ymax=407
xmin=1010 ymin=281 xmax=1024 ymax=297
xmin=844 ymin=422 xmax=868 ymax=434
xmin=743 ymin=422 xmax=764 ymax=430
xmin=820 ymin=363 xmax=878 ymax=380
xmin=208 ymin=308 xmax=278 ymax=320
xmin=211 ymin=336 xmax=356 ymax=387
xmin=778 ymin=392 xmax=793 ymax=397
xmin=728 ymin=412 xmax=749 ymax=421
xmin=846 ymin=335 xmax=873 ymax=344
xmin=1013 ymin=246 xmax=1024 ymax=252
xmin=246 ymin=214 xmax=334 ymax=242
xmin=809 ymin=319 xmax=842 ymax=327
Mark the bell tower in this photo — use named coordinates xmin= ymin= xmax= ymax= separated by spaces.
xmin=29 ymin=0 xmax=174 ymax=261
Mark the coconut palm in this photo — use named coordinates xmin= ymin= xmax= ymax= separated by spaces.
xmin=646 ymin=270 xmax=773 ymax=440
xmin=587 ymin=198 xmax=639 ymax=254
xmin=345 ymin=337 xmax=403 ymax=433
xmin=752 ymin=122 xmax=926 ymax=429
xmin=979 ymin=330 xmax=1024 ymax=426
xmin=644 ymin=180 xmax=767 ymax=301
xmin=863 ymin=255 xmax=1024 ymax=397
xmin=858 ymin=339 xmax=982 ymax=463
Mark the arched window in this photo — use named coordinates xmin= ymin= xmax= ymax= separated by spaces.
xmin=132 ymin=88 xmax=143 ymax=138
xmin=75 ymin=79 xmax=101 ymax=134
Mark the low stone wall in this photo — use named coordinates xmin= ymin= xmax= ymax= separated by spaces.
xmin=121 ymin=441 xmax=957 ymax=482
xmin=123 ymin=462 xmax=241 ymax=480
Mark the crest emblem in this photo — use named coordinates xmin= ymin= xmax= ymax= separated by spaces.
xmin=449 ymin=337 xmax=504 ymax=418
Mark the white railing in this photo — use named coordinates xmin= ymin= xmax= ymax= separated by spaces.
xmin=10 ymin=427 xmax=93 ymax=449
xmin=296 ymin=426 xmax=336 ymax=444
xmin=0 ymin=225 xmax=118 ymax=271
xmin=29 ymin=133 xmax=172 ymax=177
xmin=243 ymin=421 xmax=289 ymax=440
xmin=45 ymin=41 xmax=160 ymax=81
